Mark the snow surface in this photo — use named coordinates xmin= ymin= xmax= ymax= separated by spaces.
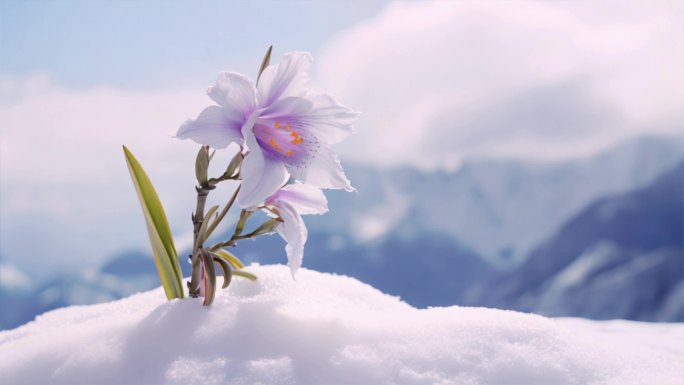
xmin=1 ymin=265 xmax=682 ymax=385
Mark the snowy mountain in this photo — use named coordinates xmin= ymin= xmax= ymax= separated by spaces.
xmin=1 ymin=265 xmax=682 ymax=385
xmin=0 ymin=253 xmax=191 ymax=331
xmin=232 ymin=225 xmax=493 ymax=307
xmin=0 ymin=263 xmax=33 ymax=329
xmin=467 ymin=162 xmax=684 ymax=321
xmin=2 ymin=135 xmax=682 ymax=330
xmin=318 ymin=135 xmax=684 ymax=265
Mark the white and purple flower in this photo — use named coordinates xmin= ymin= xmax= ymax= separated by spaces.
xmin=177 ymin=52 xmax=359 ymax=208
xmin=263 ymin=184 xmax=328 ymax=276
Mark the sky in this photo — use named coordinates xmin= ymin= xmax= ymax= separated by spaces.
xmin=1 ymin=0 xmax=682 ymax=277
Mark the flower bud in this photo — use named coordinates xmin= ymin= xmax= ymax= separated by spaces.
xmin=195 ymin=146 xmax=210 ymax=186
xmin=225 ymin=151 xmax=244 ymax=179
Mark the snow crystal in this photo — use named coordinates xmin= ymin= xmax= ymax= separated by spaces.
xmin=0 ymin=265 xmax=682 ymax=384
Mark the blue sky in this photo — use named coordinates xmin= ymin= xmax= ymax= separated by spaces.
xmin=1 ymin=0 xmax=682 ymax=277
xmin=1 ymin=1 xmax=388 ymax=90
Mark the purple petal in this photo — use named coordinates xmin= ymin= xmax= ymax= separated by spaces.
xmin=298 ymin=94 xmax=360 ymax=144
xmin=257 ymin=52 xmax=312 ymax=108
xmin=259 ymin=96 xmax=313 ymax=119
xmin=207 ymin=72 xmax=256 ymax=122
xmin=274 ymin=201 xmax=307 ymax=277
xmin=268 ymin=184 xmax=328 ymax=215
xmin=287 ymin=144 xmax=354 ymax=191
xmin=237 ymin=129 xmax=289 ymax=209
xmin=176 ymin=105 xmax=243 ymax=149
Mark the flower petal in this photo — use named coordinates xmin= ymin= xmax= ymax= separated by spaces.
xmin=176 ymin=105 xmax=243 ymax=149
xmin=275 ymin=201 xmax=307 ymax=277
xmin=207 ymin=72 xmax=256 ymax=121
xmin=269 ymin=184 xmax=328 ymax=215
xmin=237 ymin=129 xmax=289 ymax=209
xmin=287 ymin=145 xmax=354 ymax=191
xmin=299 ymin=94 xmax=360 ymax=144
xmin=259 ymin=96 xmax=313 ymax=120
xmin=257 ymin=52 xmax=312 ymax=107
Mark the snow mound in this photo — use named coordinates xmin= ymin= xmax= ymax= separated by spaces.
xmin=0 ymin=265 xmax=682 ymax=385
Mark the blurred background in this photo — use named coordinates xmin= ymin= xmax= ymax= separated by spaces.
xmin=1 ymin=0 xmax=682 ymax=330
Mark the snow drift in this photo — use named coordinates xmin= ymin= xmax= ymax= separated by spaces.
xmin=1 ymin=265 xmax=682 ymax=384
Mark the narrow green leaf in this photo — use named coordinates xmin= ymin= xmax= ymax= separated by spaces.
xmin=123 ymin=146 xmax=184 ymax=300
xmin=250 ymin=218 xmax=282 ymax=237
xmin=195 ymin=205 xmax=219 ymax=248
xmin=233 ymin=270 xmax=258 ymax=281
xmin=235 ymin=209 xmax=252 ymax=236
xmin=256 ymin=45 xmax=273 ymax=85
xmin=212 ymin=255 xmax=233 ymax=289
xmin=200 ymin=249 xmax=217 ymax=306
xmin=213 ymin=249 xmax=245 ymax=269
xmin=205 ymin=185 xmax=240 ymax=241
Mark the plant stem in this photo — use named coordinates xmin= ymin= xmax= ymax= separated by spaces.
xmin=188 ymin=147 xmax=244 ymax=298
xmin=207 ymin=222 xmax=272 ymax=252
xmin=188 ymin=185 xmax=211 ymax=297
xmin=205 ymin=185 xmax=241 ymax=239
xmin=193 ymin=187 xmax=210 ymax=240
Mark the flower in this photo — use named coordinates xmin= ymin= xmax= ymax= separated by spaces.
xmin=263 ymin=183 xmax=328 ymax=276
xmin=177 ymin=52 xmax=359 ymax=208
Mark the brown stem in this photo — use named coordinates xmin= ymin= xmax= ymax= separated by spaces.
xmin=189 ymin=185 xmax=210 ymax=297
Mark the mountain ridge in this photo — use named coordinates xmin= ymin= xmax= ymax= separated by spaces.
xmin=466 ymin=162 xmax=684 ymax=321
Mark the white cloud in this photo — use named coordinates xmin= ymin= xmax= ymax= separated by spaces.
xmin=315 ymin=0 xmax=684 ymax=168
xmin=0 ymin=77 xmax=241 ymax=275
xmin=2 ymin=0 xmax=683 ymax=273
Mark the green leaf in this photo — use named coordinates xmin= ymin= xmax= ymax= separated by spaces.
xmin=200 ymin=249 xmax=217 ymax=306
xmin=234 ymin=209 xmax=252 ymax=236
xmin=123 ymin=146 xmax=184 ymax=300
xmin=250 ymin=218 xmax=282 ymax=237
xmin=257 ymin=45 xmax=273 ymax=85
xmin=233 ymin=270 xmax=258 ymax=281
xmin=213 ymin=249 xmax=245 ymax=269
xmin=205 ymin=185 xmax=240 ymax=242
xmin=212 ymin=255 xmax=233 ymax=289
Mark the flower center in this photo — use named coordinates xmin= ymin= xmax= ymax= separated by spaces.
xmin=254 ymin=119 xmax=319 ymax=168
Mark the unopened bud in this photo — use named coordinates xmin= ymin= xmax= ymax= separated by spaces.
xmin=195 ymin=146 xmax=210 ymax=186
